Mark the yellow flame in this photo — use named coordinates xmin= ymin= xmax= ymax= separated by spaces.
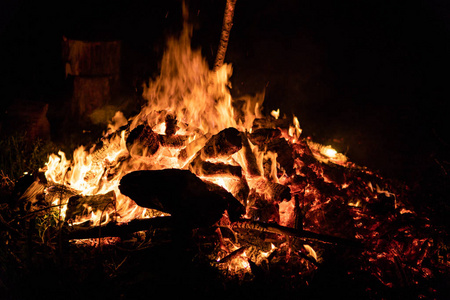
xmin=271 ymin=109 xmax=280 ymax=119
xmin=303 ymin=244 xmax=318 ymax=261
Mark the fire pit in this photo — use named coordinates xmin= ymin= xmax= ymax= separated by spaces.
xmin=0 ymin=2 xmax=448 ymax=300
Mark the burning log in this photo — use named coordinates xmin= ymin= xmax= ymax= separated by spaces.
xmin=190 ymin=160 xmax=242 ymax=178
xmin=248 ymin=128 xmax=282 ymax=147
xmin=232 ymin=219 xmax=361 ymax=247
xmin=252 ymin=178 xmax=291 ymax=202
xmin=64 ymin=216 xmax=174 ymax=240
xmin=119 ymin=169 xmax=245 ymax=228
xmin=159 ymin=134 xmax=188 ymax=148
xmin=252 ymin=118 xmax=291 ymax=131
xmin=229 ymin=176 xmax=250 ymax=206
xmin=199 ymin=127 xmax=242 ymax=159
xmin=65 ymin=191 xmax=116 ymax=223
xmin=240 ymin=131 xmax=261 ymax=176
xmin=178 ymin=134 xmax=211 ymax=161
xmin=126 ymin=124 xmax=160 ymax=156
xmin=164 ymin=114 xmax=178 ymax=136
xmin=265 ymin=138 xmax=294 ymax=175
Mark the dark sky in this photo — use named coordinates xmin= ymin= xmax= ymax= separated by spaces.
xmin=1 ymin=0 xmax=449 ymax=180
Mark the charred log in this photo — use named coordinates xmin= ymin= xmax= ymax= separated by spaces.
xmin=265 ymin=138 xmax=294 ymax=175
xmin=229 ymin=176 xmax=250 ymax=206
xmin=119 ymin=169 xmax=244 ymax=228
xmin=253 ymin=178 xmax=291 ymax=202
xmin=240 ymin=131 xmax=261 ymax=176
xmin=159 ymin=134 xmax=188 ymax=148
xmin=248 ymin=128 xmax=282 ymax=147
xmin=164 ymin=114 xmax=178 ymax=136
xmin=126 ymin=124 xmax=160 ymax=157
xmin=178 ymin=134 xmax=211 ymax=161
xmin=65 ymin=191 xmax=116 ymax=222
xmin=252 ymin=118 xmax=291 ymax=131
xmin=190 ymin=160 xmax=242 ymax=178
xmin=232 ymin=219 xmax=361 ymax=247
xmin=64 ymin=216 xmax=174 ymax=240
xmin=199 ymin=127 xmax=242 ymax=159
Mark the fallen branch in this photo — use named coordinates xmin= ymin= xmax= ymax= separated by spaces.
xmin=63 ymin=216 xmax=174 ymax=240
xmin=232 ymin=219 xmax=361 ymax=247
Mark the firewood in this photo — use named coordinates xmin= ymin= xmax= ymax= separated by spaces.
xmin=190 ymin=160 xmax=242 ymax=178
xmin=253 ymin=178 xmax=291 ymax=202
xmin=45 ymin=184 xmax=80 ymax=205
xmin=164 ymin=114 xmax=178 ymax=136
xmin=126 ymin=124 xmax=160 ymax=157
xmin=246 ymin=191 xmax=280 ymax=224
xmin=232 ymin=219 xmax=361 ymax=246
xmin=65 ymin=191 xmax=116 ymax=222
xmin=178 ymin=133 xmax=211 ymax=161
xmin=64 ymin=216 xmax=174 ymax=240
xmin=248 ymin=128 xmax=282 ymax=147
xmin=252 ymin=118 xmax=291 ymax=131
xmin=159 ymin=135 xmax=188 ymax=148
xmin=240 ymin=132 xmax=261 ymax=176
xmin=119 ymin=169 xmax=245 ymax=228
xmin=265 ymin=137 xmax=294 ymax=175
xmin=229 ymin=177 xmax=250 ymax=206
xmin=199 ymin=127 xmax=242 ymax=159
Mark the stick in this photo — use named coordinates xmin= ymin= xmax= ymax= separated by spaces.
xmin=63 ymin=217 xmax=174 ymax=240
xmin=232 ymin=219 xmax=361 ymax=247
xmin=214 ymin=0 xmax=237 ymax=71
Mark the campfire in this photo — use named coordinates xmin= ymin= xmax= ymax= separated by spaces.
xmin=1 ymin=3 xmax=447 ymax=299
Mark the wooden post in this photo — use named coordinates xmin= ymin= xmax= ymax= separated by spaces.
xmin=62 ymin=37 xmax=121 ymax=120
xmin=213 ymin=0 xmax=237 ymax=71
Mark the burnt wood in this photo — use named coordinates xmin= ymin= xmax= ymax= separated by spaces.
xmin=240 ymin=131 xmax=261 ymax=176
xmin=126 ymin=124 xmax=160 ymax=157
xmin=65 ymin=191 xmax=116 ymax=222
xmin=190 ymin=160 xmax=242 ymax=178
xmin=119 ymin=169 xmax=244 ymax=228
xmin=248 ymin=128 xmax=282 ymax=147
xmin=199 ymin=127 xmax=242 ymax=159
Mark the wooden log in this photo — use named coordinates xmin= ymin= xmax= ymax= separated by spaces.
xmin=252 ymin=118 xmax=291 ymax=131
xmin=64 ymin=216 xmax=174 ymax=240
xmin=189 ymin=160 xmax=242 ymax=178
xmin=248 ymin=128 xmax=281 ymax=147
xmin=126 ymin=124 xmax=160 ymax=157
xmin=265 ymin=137 xmax=294 ymax=175
xmin=159 ymin=135 xmax=188 ymax=148
xmin=232 ymin=219 xmax=361 ymax=247
xmin=199 ymin=127 xmax=242 ymax=159
xmin=164 ymin=114 xmax=178 ymax=136
xmin=240 ymin=131 xmax=261 ymax=176
xmin=177 ymin=134 xmax=211 ymax=161
xmin=65 ymin=191 xmax=116 ymax=222
xmin=246 ymin=191 xmax=280 ymax=224
xmin=119 ymin=169 xmax=245 ymax=228
xmin=229 ymin=177 xmax=250 ymax=206
xmin=252 ymin=178 xmax=291 ymax=202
